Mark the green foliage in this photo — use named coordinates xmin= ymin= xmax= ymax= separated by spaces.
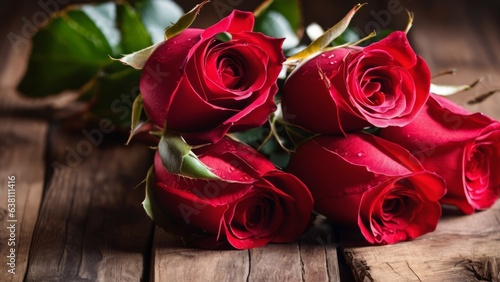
xmin=18 ymin=0 xmax=184 ymax=127
xmin=254 ymin=0 xmax=302 ymax=50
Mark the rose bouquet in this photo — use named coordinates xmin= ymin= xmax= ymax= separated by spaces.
xmin=18 ymin=0 xmax=500 ymax=249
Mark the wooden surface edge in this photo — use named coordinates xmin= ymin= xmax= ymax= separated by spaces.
xmin=0 ymin=116 xmax=48 ymax=281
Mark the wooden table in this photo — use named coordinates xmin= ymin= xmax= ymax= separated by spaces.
xmin=1 ymin=1 xmax=499 ymax=281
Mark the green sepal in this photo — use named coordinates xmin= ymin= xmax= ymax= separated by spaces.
xmin=114 ymin=41 xmax=162 ymax=70
xmin=158 ymin=131 xmax=220 ymax=180
xmin=431 ymin=79 xmax=480 ymax=96
xmin=164 ymin=0 xmax=210 ymax=40
xmin=143 ymin=164 xmax=198 ymax=236
xmin=117 ymin=0 xmax=208 ymax=70
xmin=126 ymin=93 xmax=144 ymax=145
xmin=286 ymin=3 xmax=365 ymax=63
xmin=143 ymin=165 xmax=174 ymax=228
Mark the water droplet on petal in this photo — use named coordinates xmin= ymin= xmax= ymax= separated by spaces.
xmin=328 ymin=54 xmax=335 ymax=59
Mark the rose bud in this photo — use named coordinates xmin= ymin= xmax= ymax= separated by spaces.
xmin=282 ymin=31 xmax=431 ymax=134
xmin=151 ymin=137 xmax=313 ymax=249
xmin=140 ymin=10 xmax=285 ymax=144
xmin=379 ymin=94 xmax=500 ymax=214
xmin=287 ymin=133 xmax=446 ymax=244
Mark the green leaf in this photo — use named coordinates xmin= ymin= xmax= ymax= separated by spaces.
xmin=255 ymin=0 xmax=302 ymax=35
xmin=255 ymin=10 xmax=299 ymax=50
xmin=254 ymin=0 xmax=302 ymax=50
xmin=117 ymin=0 xmax=203 ymax=69
xmin=136 ymin=0 xmax=184 ymax=43
xmin=158 ymin=131 xmax=220 ymax=180
xmin=81 ymin=62 xmax=142 ymax=127
xmin=164 ymin=0 xmax=209 ymax=40
xmin=18 ymin=8 xmax=113 ymax=97
xmin=286 ymin=3 xmax=365 ymax=62
xmin=81 ymin=2 xmax=120 ymax=54
xmin=118 ymin=3 xmax=153 ymax=53
xmin=18 ymin=0 xmax=184 ymax=126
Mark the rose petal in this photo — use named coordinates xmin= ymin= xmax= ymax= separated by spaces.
xmin=261 ymin=171 xmax=314 ymax=242
xmin=201 ymin=10 xmax=254 ymax=40
xmin=364 ymin=31 xmax=417 ymax=68
xmin=140 ymin=29 xmax=203 ymax=127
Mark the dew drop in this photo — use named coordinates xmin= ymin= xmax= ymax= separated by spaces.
xmin=321 ymin=54 xmax=326 ymax=57
xmin=357 ymin=152 xmax=364 ymax=157
xmin=328 ymin=54 xmax=335 ymax=59
xmin=329 ymin=62 xmax=334 ymax=65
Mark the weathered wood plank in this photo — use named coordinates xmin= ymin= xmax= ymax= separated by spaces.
xmin=0 ymin=116 xmax=47 ymax=281
xmin=152 ymin=216 xmax=341 ymax=281
xmin=152 ymin=228 xmax=249 ymax=282
xmin=343 ymin=202 xmax=500 ymax=282
xmin=25 ymin=127 xmax=154 ymax=281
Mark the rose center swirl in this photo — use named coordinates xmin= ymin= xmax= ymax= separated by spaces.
xmin=465 ymin=145 xmax=490 ymax=193
xmin=217 ymin=55 xmax=246 ymax=90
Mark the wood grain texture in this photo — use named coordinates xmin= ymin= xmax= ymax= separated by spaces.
xmin=25 ymin=127 xmax=154 ymax=281
xmin=0 ymin=0 xmax=499 ymax=281
xmin=343 ymin=202 xmax=500 ymax=282
xmin=152 ymin=216 xmax=341 ymax=281
xmin=152 ymin=228 xmax=249 ymax=282
xmin=0 ymin=116 xmax=47 ymax=281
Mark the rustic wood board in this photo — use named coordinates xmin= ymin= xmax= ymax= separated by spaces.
xmin=343 ymin=201 xmax=500 ymax=281
xmin=152 ymin=216 xmax=341 ymax=281
xmin=0 ymin=116 xmax=47 ymax=281
xmin=25 ymin=127 xmax=154 ymax=281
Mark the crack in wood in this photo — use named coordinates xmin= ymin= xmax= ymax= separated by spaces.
xmin=246 ymin=249 xmax=251 ymax=282
xmin=298 ymin=242 xmax=306 ymax=282
xmin=324 ymin=246 xmax=331 ymax=282
xmin=386 ymin=262 xmax=404 ymax=279
xmin=405 ymin=261 xmax=422 ymax=282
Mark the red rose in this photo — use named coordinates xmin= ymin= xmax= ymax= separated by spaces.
xmin=152 ymin=137 xmax=313 ymax=249
xmin=379 ymin=95 xmax=500 ymax=214
xmin=282 ymin=31 xmax=431 ymax=134
xmin=140 ymin=11 xmax=285 ymax=144
xmin=287 ymin=133 xmax=445 ymax=244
